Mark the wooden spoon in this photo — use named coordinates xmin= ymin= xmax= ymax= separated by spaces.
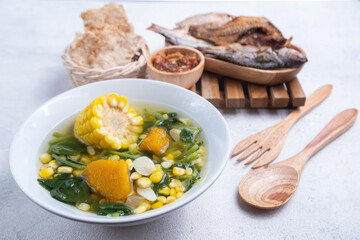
xmin=238 ymin=108 xmax=358 ymax=209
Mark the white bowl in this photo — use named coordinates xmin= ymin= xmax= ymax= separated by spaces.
xmin=9 ymin=79 xmax=231 ymax=226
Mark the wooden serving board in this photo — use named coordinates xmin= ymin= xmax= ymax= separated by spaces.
xmin=190 ymin=72 xmax=306 ymax=108
xmin=165 ymin=40 xmax=306 ymax=86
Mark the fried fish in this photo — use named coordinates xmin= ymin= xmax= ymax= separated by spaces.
xmin=147 ymin=24 xmax=214 ymax=48
xmin=176 ymin=12 xmax=234 ymax=29
xmin=198 ymin=43 xmax=307 ymax=69
xmin=190 ymin=16 xmax=286 ymax=48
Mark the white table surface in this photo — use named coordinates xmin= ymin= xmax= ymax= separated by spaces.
xmin=1 ymin=1 xmax=359 ymax=239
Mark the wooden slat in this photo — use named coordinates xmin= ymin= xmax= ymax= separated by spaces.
xmin=286 ymin=78 xmax=306 ymax=107
xmin=223 ymin=77 xmax=245 ymax=108
xmin=190 ymin=85 xmax=197 ymax=93
xmin=269 ymin=84 xmax=290 ymax=107
xmin=219 ymin=91 xmax=226 ymax=108
xmin=247 ymin=84 xmax=269 ymax=108
xmin=201 ymin=72 xmax=221 ymax=107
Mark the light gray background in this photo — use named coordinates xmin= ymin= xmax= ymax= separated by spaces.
xmin=1 ymin=1 xmax=359 ymax=239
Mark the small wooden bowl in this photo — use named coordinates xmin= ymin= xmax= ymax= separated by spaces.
xmin=203 ymin=45 xmax=307 ymax=85
xmin=147 ymin=46 xmax=205 ymax=89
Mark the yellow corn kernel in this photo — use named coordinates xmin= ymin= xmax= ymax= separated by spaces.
xmin=129 ymin=143 xmax=139 ymax=152
xmin=165 ymin=153 xmax=174 ymax=160
xmin=73 ymin=169 xmax=83 ymax=177
xmin=185 ymin=167 xmax=193 ymax=175
xmin=137 ymin=177 xmax=152 ymax=188
xmin=57 ymin=166 xmax=73 ymax=174
xmin=76 ymin=203 xmax=90 ymax=211
xmin=154 ymin=164 xmax=163 ymax=172
xmin=133 ymin=205 xmax=147 ymax=214
xmin=170 ymin=188 xmax=176 ymax=197
xmin=172 ymin=150 xmax=182 ymax=158
xmin=196 ymin=159 xmax=205 ymax=168
xmin=157 ymin=196 xmax=167 ymax=204
xmin=39 ymin=153 xmax=52 ymax=163
xmin=48 ymin=160 xmax=59 ymax=170
xmin=158 ymin=187 xmax=170 ymax=196
xmin=87 ymin=146 xmax=96 ymax=155
xmin=108 ymin=155 xmax=120 ymax=160
xmin=140 ymin=200 xmax=151 ymax=210
xmin=173 ymin=167 xmax=186 ymax=176
xmin=162 ymin=114 xmax=169 ymax=120
xmin=175 ymin=186 xmax=184 ymax=193
xmin=39 ymin=168 xmax=54 ymax=179
xmin=40 ymin=164 xmax=49 ymax=171
xmin=198 ymin=146 xmax=205 ymax=156
xmin=91 ymin=194 xmax=102 ymax=202
xmin=130 ymin=172 xmax=142 ymax=180
xmin=69 ymin=154 xmax=81 ymax=161
xmin=176 ymin=192 xmax=184 ymax=198
xmin=161 ymin=160 xmax=174 ymax=169
xmin=149 ymin=172 xmax=163 ymax=183
xmin=152 ymin=155 xmax=159 ymax=161
xmin=151 ymin=201 xmax=163 ymax=209
xmin=166 ymin=196 xmax=176 ymax=204
xmin=125 ymin=159 xmax=133 ymax=170
xmin=169 ymin=179 xmax=180 ymax=188
xmin=80 ymin=156 xmax=91 ymax=164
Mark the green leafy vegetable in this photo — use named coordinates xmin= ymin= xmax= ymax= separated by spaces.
xmin=185 ymin=168 xmax=200 ymax=191
xmin=153 ymin=173 xmax=171 ymax=193
xmin=93 ymin=202 xmax=132 ymax=216
xmin=49 ymin=137 xmax=86 ymax=156
xmin=107 ymin=151 xmax=140 ymax=160
xmin=180 ymin=129 xmax=195 ymax=143
xmin=183 ymin=144 xmax=199 ymax=156
xmin=52 ymin=154 xmax=87 ymax=169
xmin=177 ymin=152 xmax=199 ymax=163
xmin=38 ymin=174 xmax=92 ymax=203
xmin=160 ymin=112 xmax=181 ymax=127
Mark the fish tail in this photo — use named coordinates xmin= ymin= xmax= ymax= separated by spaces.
xmin=147 ymin=23 xmax=161 ymax=33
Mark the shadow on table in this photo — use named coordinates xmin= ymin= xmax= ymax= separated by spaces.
xmin=88 ymin=209 xmax=187 ymax=240
xmin=235 ymin=188 xmax=286 ymax=216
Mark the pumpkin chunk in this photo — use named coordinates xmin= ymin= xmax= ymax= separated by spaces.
xmin=140 ymin=127 xmax=171 ymax=155
xmin=83 ymin=159 xmax=132 ymax=201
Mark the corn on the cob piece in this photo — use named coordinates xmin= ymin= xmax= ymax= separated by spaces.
xmin=74 ymin=94 xmax=143 ymax=150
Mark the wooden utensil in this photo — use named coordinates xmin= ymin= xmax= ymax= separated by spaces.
xmin=232 ymin=84 xmax=333 ymax=169
xmin=238 ymin=108 xmax=357 ymax=209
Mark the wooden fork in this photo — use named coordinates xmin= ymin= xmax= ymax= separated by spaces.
xmin=232 ymin=84 xmax=333 ymax=169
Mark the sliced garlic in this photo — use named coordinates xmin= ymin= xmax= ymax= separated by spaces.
xmin=169 ymin=128 xmax=181 ymax=142
xmin=133 ymin=156 xmax=156 ymax=176
xmin=137 ymin=187 xmax=157 ymax=202
xmin=125 ymin=195 xmax=144 ymax=209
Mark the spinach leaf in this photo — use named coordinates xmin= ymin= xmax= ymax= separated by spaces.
xmin=93 ymin=202 xmax=132 ymax=216
xmin=153 ymin=173 xmax=171 ymax=193
xmin=180 ymin=129 xmax=195 ymax=143
xmin=185 ymin=169 xmax=200 ymax=191
xmin=159 ymin=112 xmax=181 ymax=127
xmin=38 ymin=174 xmax=92 ymax=203
xmin=49 ymin=137 xmax=86 ymax=156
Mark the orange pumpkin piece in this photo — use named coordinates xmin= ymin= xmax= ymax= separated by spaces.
xmin=82 ymin=160 xmax=132 ymax=202
xmin=139 ymin=127 xmax=171 ymax=156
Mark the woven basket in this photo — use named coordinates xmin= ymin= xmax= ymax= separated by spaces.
xmin=62 ymin=38 xmax=150 ymax=87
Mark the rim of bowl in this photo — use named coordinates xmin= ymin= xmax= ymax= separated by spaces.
xmin=147 ymin=46 xmax=205 ymax=76
xmin=9 ymin=79 xmax=231 ymax=224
